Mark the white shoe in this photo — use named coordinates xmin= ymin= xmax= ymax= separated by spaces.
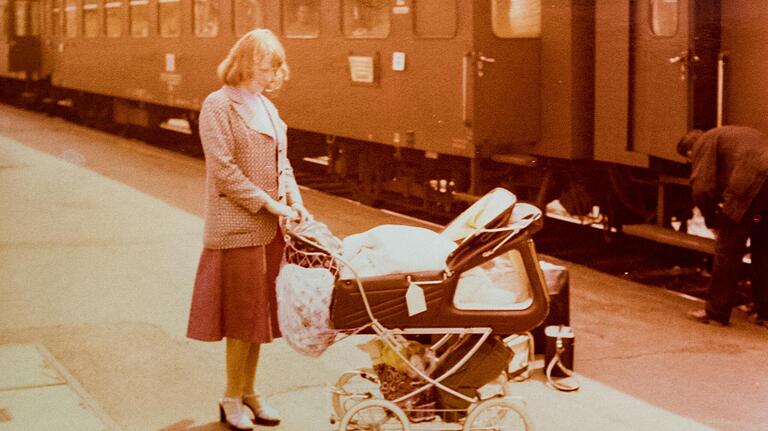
xmin=243 ymin=393 xmax=281 ymax=426
xmin=219 ymin=397 xmax=255 ymax=430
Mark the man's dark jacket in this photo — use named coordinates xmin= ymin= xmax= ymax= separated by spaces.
xmin=690 ymin=125 xmax=768 ymax=227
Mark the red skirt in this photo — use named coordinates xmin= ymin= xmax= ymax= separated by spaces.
xmin=187 ymin=234 xmax=284 ymax=343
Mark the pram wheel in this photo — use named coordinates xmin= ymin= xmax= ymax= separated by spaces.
xmin=331 ymin=368 xmax=381 ymax=420
xmin=338 ymin=399 xmax=411 ymax=431
xmin=463 ymin=397 xmax=533 ymax=431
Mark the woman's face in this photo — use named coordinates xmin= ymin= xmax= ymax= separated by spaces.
xmin=244 ymin=56 xmax=278 ymax=94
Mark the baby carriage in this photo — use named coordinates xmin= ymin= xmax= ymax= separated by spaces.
xmin=282 ymin=188 xmax=550 ymax=430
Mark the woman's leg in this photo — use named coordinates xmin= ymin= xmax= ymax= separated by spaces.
xmin=226 ymin=338 xmax=251 ymax=397
xmin=241 ymin=342 xmax=281 ymax=425
xmin=243 ymin=342 xmax=261 ymax=394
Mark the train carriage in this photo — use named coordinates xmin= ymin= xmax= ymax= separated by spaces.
xmin=1 ymin=0 xmax=766 ymax=244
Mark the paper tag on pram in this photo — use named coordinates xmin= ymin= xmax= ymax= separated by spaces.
xmin=406 ymin=283 xmax=427 ymax=316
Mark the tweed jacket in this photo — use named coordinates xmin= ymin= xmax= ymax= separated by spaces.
xmin=199 ymin=86 xmax=302 ymax=249
xmin=690 ymin=125 xmax=768 ymax=226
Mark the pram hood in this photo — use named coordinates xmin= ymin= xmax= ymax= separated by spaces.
xmin=442 ymin=188 xmax=543 ymax=274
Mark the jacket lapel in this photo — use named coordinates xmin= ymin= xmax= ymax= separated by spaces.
xmin=223 ymin=86 xmax=278 ymax=140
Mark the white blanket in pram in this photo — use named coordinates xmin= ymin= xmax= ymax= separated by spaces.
xmin=339 ymin=224 xmax=458 ymax=279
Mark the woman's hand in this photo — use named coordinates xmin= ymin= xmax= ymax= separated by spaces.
xmin=265 ymin=199 xmax=298 ymax=220
xmin=291 ymin=203 xmax=313 ymax=223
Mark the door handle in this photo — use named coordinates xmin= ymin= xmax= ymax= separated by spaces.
xmin=476 ymin=52 xmax=496 ymax=78
xmin=669 ymin=49 xmax=699 ymax=80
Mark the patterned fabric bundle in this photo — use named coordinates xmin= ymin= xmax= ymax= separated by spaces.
xmin=275 ymin=263 xmax=336 ymax=357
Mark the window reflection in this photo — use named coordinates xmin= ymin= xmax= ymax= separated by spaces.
xmin=64 ymin=0 xmax=77 ymax=37
xmin=104 ymin=0 xmax=122 ymax=37
xmin=83 ymin=0 xmax=99 ymax=38
xmin=52 ymin=0 xmax=62 ymax=37
xmin=650 ymin=0 xmax=678 ymax=37
xmin=14 ymin=0 xmax=30 ymax=36
xmin=234 ymin=0 xmax=264 ymax=36
xmin=283 ymin=0 xmax=319 ymax=38
xmin=342 ymin=0 xmax=389 ymax=39
xmin=130 ymin=0 xmax=149 ymax=37
xmin=491 ymin=0 xmax=541 ymax=39
xmin=194 ymin=0 xmax=220 ymax=37
xmin=159 ymin=0 xmax=181 ymax=37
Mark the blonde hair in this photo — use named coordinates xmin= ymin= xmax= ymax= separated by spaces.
xmin=217 ymin=28 xmax=290 ymax=91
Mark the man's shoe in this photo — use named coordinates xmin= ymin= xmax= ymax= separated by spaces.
xmin=686 ymin=309 xmax=729 ymax=326
xmin=747 ymin=313 xmax=768 ymax=328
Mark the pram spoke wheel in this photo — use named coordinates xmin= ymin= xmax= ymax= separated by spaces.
xmin=463 ymin=398 xmax=533 ymax=431
xmin=338 ymin=399 xmax=411 ymax=431
xmin=332 ymin=368 xmax=381 ymax=420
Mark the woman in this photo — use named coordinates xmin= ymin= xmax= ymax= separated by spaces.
xmin=186 ymin=29 xmax=311 ymax=430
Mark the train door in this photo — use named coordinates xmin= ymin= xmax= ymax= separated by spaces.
xmin=630 ymin=0 xmax=718 ymax=161
xmin=471 ymin=0 xmax=541 ymax=157
xmin=7 ymin=0 xmax=41 ymax=73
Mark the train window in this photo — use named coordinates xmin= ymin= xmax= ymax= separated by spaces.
xmin=414 ymin=0 xmax=456 ymax=38
xmin=83 ymin=0 xmax=99 ymax=37
xmin=13 ymin=0 xmax=41 ymax=36
xmin=63 ymin=0 xmax=77 ymax=37
xmin=51 ymin=0 xmax=61 ymax=36
xmin=129 ymin=0 xmax=149 ymax=37
xmin=282 ymin=0 xmax=319 ymax=39
xmin=11 ymin=0 xmax=23 ymax=35
xmin=158 ymin=0 xmax=180 ymax=37
xmin=0 ymin=0 xmax=6 ymax=41
xmin=233 ymin=0 xmax=264 ymax=36
xmin=491 ymin=0 xmax=540 ymax=39
xmin=104 ymin=0 xmax=121 ymax=37
xmin=650 ymin=0 xmax=678 ymax=37
xmin=194 ymin=0 xmax=220 ymax=37
xmin=342 ymin=0 xmax=389 ymax=39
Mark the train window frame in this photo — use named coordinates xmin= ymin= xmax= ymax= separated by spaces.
xmin=63 ymin=0 xmax=77 ymax=38
xmin=82 ymin=0 xmax=100 ymax=37
xmin=233 ymin=0 xmax=264 ymax=36
xmin=413 ymin=0 xmax=458 ymax=39
xmin=490 ymin=0 xmax=541 ymax=39
xmin=194 ymin=0 xmax=220 ymax=38
xmin=282 ymin=0 xmax=320 ymax=39
xmin=104 ymin=0 xmax=122 ymax=37
xmin=129 ymin=0 xmax=150 ymax=37
xmin=341 ymin=0 xmax=390 ymax=40
xmin=649 ymin=0 xmax=678 ymax=38
xmin=158 ymin=0 xmax=180 ymax=37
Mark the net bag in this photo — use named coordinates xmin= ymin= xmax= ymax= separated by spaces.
xmin=277 ymin=220 xmax=342 ymax=357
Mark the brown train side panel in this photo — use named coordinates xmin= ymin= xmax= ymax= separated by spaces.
xmin=470 ymin=0 xmax=540 ymax=158
xmin=538 ymin=0 xmax=595 ymax=160
xmin=277 ymin=0 xmax=475 ymax=158
xmin=721 ymin=0 xmax=768 ymax=134
xmin=593 ymin=0 xmax=648 ymax=167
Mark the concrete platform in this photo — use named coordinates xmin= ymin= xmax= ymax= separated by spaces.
xmin=0 ymin=344 xmax=115 ymax=430
xmin=1 ymin=105 xmax=767 ymax=430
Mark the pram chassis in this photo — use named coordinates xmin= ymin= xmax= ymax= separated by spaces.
xmin=283 ymin=213 xmax=548 ymax=430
